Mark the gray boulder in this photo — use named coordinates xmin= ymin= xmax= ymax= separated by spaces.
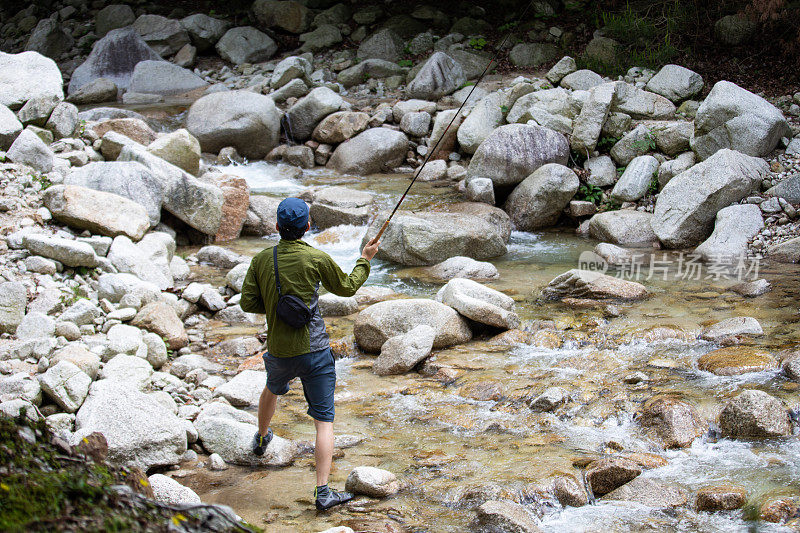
xmin=285 ymin=87 xmax=342 ymax=141
xmin=270 ymin=56 xmax=312 ymax=89
xmin=299 ymin=24 xmax=342 ymax=53
xmin=148 ymin=474 xmax=201 ymax=505
xmin=25 ymin=18 xmax=74 ymax=59
xmin=0 ymin=373 xmax=41 ymax=405
xmin=0 ymin=51 xmax=63 ymax=110
xmin=473 ymin=501 xmax=541 ymax=533
xmin=542 ymin=269 xmax=648 ymax=300
xmin=0 ymin=105 xmax=22 ymax=150
xmin=318 ymin=294 xmax=359 ymax=317
xmin=327 ymin=128 xmax=408 ymax=175
xmin=345 ymin=466 xmax=400 ymax=498
xmin=466 ymin=124 xmax=570 ymax=188
xmin=651 ymin=149 xmax=768 ymax=248
xmin=610 ymin=124 xmax=654 ymax=166
xmin=108 ymin=233 xmax=174 ymax=290
xmin=133 ymin=14 xmax=190 ymax=57
xmin=243 ymin=195 xmax=281 ymax=236
xmin=252 ymin=0 xmax=310 ymax=34
xmin=719 ymin=389 xmax=791 ymax=439
xmin=508 ymin=42 xmax=560 ymax=68
xmin=214 ymin=370 xmax=265 ymax=408
xmin=60 ymin=299 xmax=102 ymax=326
xmin=128 ymin=61 xmax=207 ymax=96
xmin=650 ymin=121 xmax=693 ymax=156
xmin=767 ymin=174 xmax=800 ymax=203
xmin=715 ymin=15 xmax=756 ymax=46
xmin=73 ymin=380 xmax=187 ymax=470
xmin=571 ymin=82 xmax=615 ymax=153
xmin=15 ymin=312 xmax=55 ymax=340
xmin=45 ymin=102 xmax=78 ymax=140
xmin=7 ymin=128 xmax=55 ymax=173
xmin=645 ymin=64 xmax=703 ymax=103
xmin=457 ymin=91 xmax=504 ymax=154
xmin=337 ymin=59 xmax=405 ymax=88
xmin=436 ymin=278 xmax=519 ymax=329
xmin=406 ymin=52 xmax=466 ymax=100
xmin=588 ymin=210 xmax=658 ymax=246
xmin=22 ymin=234 xmax=97 ymax=268
xmin=694 ymin=204 xmax=764 ymax=262
xmin=560 ymin=69 xmax=604 ymax=91
xmin=584 ymin=155 xmax=617 ymax=187
xmin=424 ymin=256 xmax=499 ymax=281
xmin=310 ymin=186 xmax=373 ymax=229
xmin=146 ymin=129 xmax=201 ymax=176
xmin=216 ymin=27 xmax=277 ymax=65
xmin=38 ymin=361 xmax=91 ymax=413
xmin=312 ymin=112 xmax=370 ymax=144
xmin=180 ymin=14 xmax=231 ymax=52
xmin=692 ymin=81 xmax=790 ymax=160
xmin=66 ymin=78 xmax=118 ymax=105
xmin=611 ymin=82 xmax=676 ymax=120
xmin=68 ymin=28 xmax=162 ymax=95
xmin=354 ymin=299 xmax=472 ymax=352
xmin=546 ymin=56 xmax=577 ymax=84
xmin=610 ymin=155 xmax=659 ymax=202
xmin=358 ymin=29 xmax=404 ymax=62
xmin=768 ymin=237 xmax=800 ymax=263
xmin=0 ymin=282 xmax=26 ymax=335
xmin=186 ymin=90 xmax=281 ymax=159
xmin=504 ymin=164 xmax=579 ymax=231
xmin=399 ymin=111 xmax=431 ymax=137
xmin=95 ymin=5 xmax=136 ymax=37
xmin=372 ymin=325 xmax=435 ymax=376
xmin=465 ymin=177 xmax=494 ymax=204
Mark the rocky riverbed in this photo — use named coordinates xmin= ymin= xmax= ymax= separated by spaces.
xmin=1 ymin=1 xmax=800 ymax=532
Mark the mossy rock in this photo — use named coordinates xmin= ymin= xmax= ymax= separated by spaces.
xmin=698 ymin=346 xmax=776 ymax=376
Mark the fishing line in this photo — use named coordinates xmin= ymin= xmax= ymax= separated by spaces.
xmin=373 ymin=0 xmax=537 ymax=241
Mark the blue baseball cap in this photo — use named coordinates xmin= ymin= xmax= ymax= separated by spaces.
xmin=276 ymin=197 xmax=309 ymax=230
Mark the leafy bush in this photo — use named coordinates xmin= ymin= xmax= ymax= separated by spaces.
xmin=469 ymin=37 xmax=487 ymax=50
xmin=397 ymin=59 xmax=413 ymax=68
xmin=576 ymin=183 xmax=604 ymax=204
xmin=596 ymin=136 xmax=619 ymax=152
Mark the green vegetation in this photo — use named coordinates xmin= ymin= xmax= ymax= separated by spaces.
xmin=60 ymin=284 xmax=88 ymax=307
xmin=469 ymin=37 xmax=487 ymax=50
xmin=498 ymin=21 xmax=519 ymax=33
xmin=632 ymin=132 xmax=658 ymax=153
xmin=500 ymin=104 xmax=510 ymax=114
xmin=600 ymin=198 xmax=622 ymax=212
xmin=596 ymin=136 xmax=619 ymax=152
xmin=648 ymin=170 xmax=660 ymax=195
xmin=29 ymin=172 xmax=51 ymax=191
xmin=576 ymin=183 xmax=604 ymax=204
xmin=397 ymin=59 xmax=413 ymax=68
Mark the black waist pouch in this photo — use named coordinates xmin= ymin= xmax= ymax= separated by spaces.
xmin=273 ymin=246 xmax=312 ymax=329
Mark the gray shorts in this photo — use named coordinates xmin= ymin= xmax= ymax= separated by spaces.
xmin=263 ymin=347 xmax=336 ymax=422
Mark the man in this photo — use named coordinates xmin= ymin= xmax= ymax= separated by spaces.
xmin=239 ymin=197 xmax=380 ymax=511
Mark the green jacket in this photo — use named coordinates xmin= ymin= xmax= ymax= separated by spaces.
xmin=239 ymin=239 xmax=370 ymax=357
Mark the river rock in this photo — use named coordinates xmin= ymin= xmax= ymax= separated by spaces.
xmin=214 ymin=370 xmax=265 ymax=408
xmin=588 ymin=210 xmax=658 ymax=246
xmin=505 ymin=164 xmax=579 ymax=231
xmin=337 ymin=59 xmax=404 ymax=88
xmin=571 ymin=82 xmax=615 ymax=153
xmin=117 ymin=145 xmax=224 ymax=235
xmin=187 ymin=91 xmax=281 ymax=159
xmin=0 ymin=105 xmax=22 ymax=150
xmin=132 ymin=301 xmax=188 ymax=350
xmin=509 ymin=42 xmax=560 ymax=68
xmin=128 ymin=61 xmax=207 ymax=96
xmin=357 ymin=28 xmax=404 ymax=62
xmin=584 ymin=155 xmax=617 ymax=187
xmin=299 ymin=24 xmax=343 ymax=53
xmin=312 ymin=112 xmax=370 ymax=144
xmin=243 ymin=195 xmax=281 ymax=237
xmin=768 ymin=237 xmax=800 ymax=263
xmin=7 ymin=128 xmax=55 ymax=173
xmin=695 ymin=485 xmax=747 ymax=511
xmin=96 ymin=5 xmax=136 ymax=37
xmin=406 ymin=51 xmax=466 ymax=101
xmin=72 ymin=381 xmax=186 ymax=471
xmin=658 ymin=152 xmax=695 ymax=188
xmin=146 ymin=129 xmax=201 ymax=176
xmin=698 ymin=346 xmax=775 ymax=376
xmin=692 ymin=81 xmax=789 ymax=160
xmin=639 ymin=396 xmax=704 ymax=448
xmin=529 ymin=386 xmax=569 ymax=412
xmin=651 ymin=149 xmax=768 ymax=248
xmin=602 ymin=477 xmax=689 ymax=508
xmin=60 ymin=299 xmax=102 ymax=327
xmin=45 ymin=102 xmax=78 ymax=139
xmin=0 ymin=373 xmax=41 ymax=405
xmin=216 ymin=27 xmax=277 ymax=65
xmin=25 ymin=18 xmax=73 ymax=59
xmin=436 ymin=278 xmax=519 ymax=330
xmin=473 ymin=501 xmax=542 ymax=533
xmin=253 ymin=0 xmax=309 ymax=33
xmin=354 ymin=299 xmax=472 ymax=352
xmin=148 ymin=474 xmax=201 ymax=505
xmin=561 ymin=69 xmax=604 ymax=91
xmin=552 ymin=474 xmax=588 ymax=507
xmin=372 ymin=325 xmax=435 ymax=376
xmin=700 ymin=317 xmax=763 ymax=342
xmin=694 ymin=204 xmax=764 ymax=263
xmin=466 ymin=124 xmax=569 ymax=188
xmin=327 ymin=128 xmax=408 ymax=175
xmin=645 ymin=65 xmax=703 ymax=103
xmin=345 ymin=466 xmax=400 ymax=498
xmin=22 ymin=234 xmax=97 ymax=268
xmin=309 ymin=186 xmax=373 ymax=229
xmin=586 ymin=456 xmax=642 ymax=496
xmin=286 ymin=87 xmax=343 ymax=141
xmin=611 ymin=82 xmax=676 ymax=120
xmin=108 ymin=234 xmax=173 ymax=289
xmin=719 ymin=389 xmax=791 ymax=439
xmin=0 ymin=282 xmax=26 ymax=335
xmin=766 ymin=173 xmax=800 ymax=203
xmin=43 ymin=185 xmax=150 ymax=241
xmin=68 ymin=28 xmax=162 ymax=94
xmin=399 ymin=111 xmax=430 ymax=137
xmin=66 ymin=78 xmax=119 ymax=106
xmin=458 ymin=92 xmax=504 ymax=155
xmin=393 ymin=99 xmax=437 ymax=122
xmin=194 ymin=406 xmax=296 ymax=466
xmin=98 ymin=354 xmax=154 ymax=391
xmin=542 ymin=269 xmax=647 ymax=300
xmin=271 ymin=56 xmax=312 ymax=89
xmin=0 ymin=51 xmax=64 ymax=110
xmin=133 ymin=14 xmax=189 ymax=57
xmin=180 ymin=14 xmax=231 ymax=52
xmin=424 ymin=257 xmax=499 ymax=281
xmin=15 ymin=312 xmax=55 ymax=340
xmin=611 ymin=155 xmax=659 ymax=202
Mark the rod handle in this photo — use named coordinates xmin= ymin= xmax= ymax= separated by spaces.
xmin=374 ymin=219 xmax=391 ymax=241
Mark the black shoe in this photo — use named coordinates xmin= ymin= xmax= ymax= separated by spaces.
xmin=251 ymin=428 xmax=273 ymax=456
xmin=315 ymin=486 xmax=353 ymax=511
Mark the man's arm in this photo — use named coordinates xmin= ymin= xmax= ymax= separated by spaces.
xmin=239 ymin=260 xmax=265 ymax=313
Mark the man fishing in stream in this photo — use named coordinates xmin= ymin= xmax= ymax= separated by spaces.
xmin=239 ymin=198 xmax=380 ymax=511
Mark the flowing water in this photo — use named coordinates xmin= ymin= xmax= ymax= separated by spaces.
xmin=177 ymin=160 xmax=800 ymax=532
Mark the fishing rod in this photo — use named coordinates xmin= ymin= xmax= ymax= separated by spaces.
xmin=373 ymin=0 xmax=536 ymax=241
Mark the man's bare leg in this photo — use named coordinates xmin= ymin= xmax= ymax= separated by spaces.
xmin=258 ymin=387 xmax=277 ymax=436
xmin=314 ymin=419 xmax=334 ymax=486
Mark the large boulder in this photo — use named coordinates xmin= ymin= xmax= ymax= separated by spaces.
xmin=694 ymin=204 xmax=764 ymax=262
xmin=362 ymin=210 xmax=507 ymax=265
xmin=312 ymin=111 xmax=369 ymax=144
xmin=406 ymin=52 xmax=466 ymax=101
xmin=310 ymin=186 xmax=373 ymax=229
xmin=560 ymin=69 xmax=604 ymax=91
xmin=372 ymin=325 xmax=436 ymax=376
xmin=180 ymin=14 xmax=231 ymax=52
xmin=588 ymin=210 xmax=658 ymax=246
xmin=0 ymin=282 xmax=26 ymax=335
xmin=327 ymin=128 xmax=408 ymax=175
xmin=692 ymin=81 xmax=790 ymax=160
xmin=216 ymin=27 xmax=277 ymax=65
xmin=38 ymin=361 xmax=91 ymax=413
xmin=457 ymin=91 xmax=504 ymax=155
xmin=638 ymin=396 xmax=705 ymax=449
xmin=66 ymin=161 xmax=163 ymax=227
xmin=146 ymin=129 xmax=201 ymax=176
xmin=508 ymin=42 xmax=560 ymax=68
xmin=299 ymin=24 xmax=342 ymax=53
xmin=466 ymin=124 xmax=569 ymax=188
xmin=542 ymin=269 xmax=648 ymax=300
xmin=131 ymin=301 xmax=188 ymax=350
xmin=345 ymin=466 xmax=400 ymax=498
xmin=767 ymin=174 xmax=800 ymax=203
xmin=186 ymin=90 xmax=281 ymax=159
xmin=21 ymin=234 xmax=97 ymax=268
xmin=7 ymin=128 xmax=56 ymax=173
xmin=242 ymin=195 xmax=281 ymax=236
xmin=611 ymin=82 xmax=676 ymax=120
xmin=214 ymin=370 xmax=265 ymax=408
xmin=423 ymin=256 xmax=499 ymax=281
xmin=337 ymin=59 xmax=405 ymax=88
xmin=285 ymin=87 xmax=342 ymax=141
xmin=768 ymin=237 xmax=800 ymax=263
xmin=72 ymin=380 xmax=187 ymax=470
xmin=0 ymin=51 xmax=63 ymax=109
xmin=96 ymin=5 xmax=136 ymax=37
xmin=68 ymin=28 xmax=162 ymax=95
xmin=25 ymin=18 xmax=74 ymax=59
xmin=645 ymin=64 xmax=703 ymax=103
xmin=570 ymin=82 xmax=615 ymax=153
xmin=43 ymin=185 xmax=150 ymax=241
xmin=651 ymin=149 xmax=768 ymax=248
xmin=354 ymin=299 xmax=472 ymax=352
xmin=133 ymin=14 xmax=190 ymax=57
xmin=436 ymin=278 xmax=519 ymax=330
xmin=357 ymin=28 xmax=404 ymax=62
xmin=610 ymin=155 xmax=659 ymax=202
xmin=107 ymin=233 xmax=174 ymax=289
xmin=66 ymin=78 xmax=119 ymax=105
xmin=128 ymin=61 xmax=208 ymax=96
xmin=117 ymin=145 xmax=224 ymax=235
xmin=252 ymin=0 xmax=310 ymax=33
xmin=719 ymin=389 xmax=792 ymax=439
xmin=270 ymin=56 xmax=312 ymax=89
xmin=504 ymin=164 xmax=579 ymax=231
